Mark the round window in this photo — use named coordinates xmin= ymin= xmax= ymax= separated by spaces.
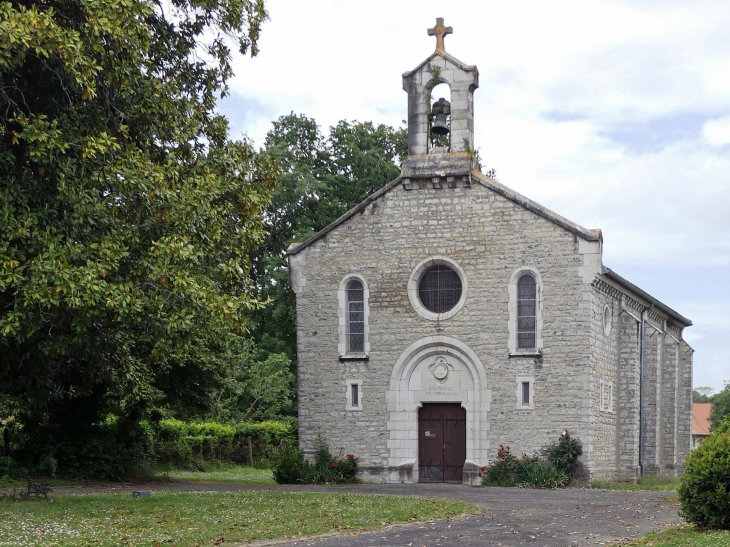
xmin=418 ymin=264 xmax=463 ymax=313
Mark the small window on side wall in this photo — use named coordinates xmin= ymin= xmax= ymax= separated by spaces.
xmin=599 ymin=381 xmax=614 ymax=413
xmin=346 ymin=379 xmax=363 ymax=411
xmin=516 ymin=376 xmax=535 ymax=409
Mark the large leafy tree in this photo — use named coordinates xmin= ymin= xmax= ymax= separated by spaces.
xmin=248 ymin=114 xmax=407 ymax=366
xmin=0 ymin=0 xmax=281 ymax=424
xmin=710 ymin=382 xmax=730 ymax=431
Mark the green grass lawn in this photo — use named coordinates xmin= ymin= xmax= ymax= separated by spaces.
xmin=0 ymin=490 xmax=478 ymax=546
xmin=592 ymin=475 xmax=681 ymax=492
xmin=617 ymin=526 xmax=730 ymax=546
xmin=1 ymin=464 xmax=275 ymax=490
xmin=153 ymin=463 xmax=276 ymax=484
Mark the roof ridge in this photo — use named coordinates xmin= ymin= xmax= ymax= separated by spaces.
xmin=402 ymin=50 xmax=478 ymax=79
xmin=471 ymin=170 xmax=601 ymax=242
xmin=288 ymin=168 xmax=603 ymax=256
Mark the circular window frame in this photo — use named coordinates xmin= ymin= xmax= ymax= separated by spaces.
xmin=408 ymin=256 xmax=468 ymax=321
xmin=603 ymin=305 xmax=613 ymax=336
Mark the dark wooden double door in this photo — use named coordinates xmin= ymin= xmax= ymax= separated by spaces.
xmin=418 ymin=403 xmax=466 ymax=483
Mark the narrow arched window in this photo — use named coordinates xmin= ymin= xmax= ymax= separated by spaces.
xmin=346 ymin=280 xmax=365 ymax=353
xmin=517 ymin=274 xmax=537 ymax=349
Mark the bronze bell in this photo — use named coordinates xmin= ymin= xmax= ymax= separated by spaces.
xmin=430 ymin=97 xmax=451 ymax=136
xmin=431 ymin=113 xmax=449 ymax=136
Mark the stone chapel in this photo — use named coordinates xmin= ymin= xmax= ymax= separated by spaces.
xmin=288 ymin=20 xmax=693 ymax=484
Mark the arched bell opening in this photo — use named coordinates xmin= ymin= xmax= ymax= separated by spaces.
xmin=428 ymin=82 xmax=451 ymax=152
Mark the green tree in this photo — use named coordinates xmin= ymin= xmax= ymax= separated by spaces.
xmin=247 ymin=114 xmax=407 ymax=370
xmin=0 ymin=0 xmax=280 ymax=431
xmin=710 ymin=382 xmax=730 ymax=431
xmin=693 ymin=386 xmax=714 ymax=403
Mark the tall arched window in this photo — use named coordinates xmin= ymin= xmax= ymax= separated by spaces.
xmin=517 ymin=274 xmax=537 ymax=349
xmin=346 ymin=280 xmax=365 ymax=353
xmin=508 ymin=267 xmax=543 ymax=355
xmin=338 ymin=275 xmax=369 ymax=359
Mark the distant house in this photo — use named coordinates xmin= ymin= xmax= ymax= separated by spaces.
xmin=692 ymin=403 xmax=712 ymax=449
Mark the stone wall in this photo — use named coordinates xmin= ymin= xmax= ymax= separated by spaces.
xmin=617 ymin=308 xmax=641 ymax=482
xmin=291 ymin=173 xmax=692 ymax=483
xmin=292 ymin=177 xmax=598 ymax=480
xmin=588 ymin=283 xmax=620 ymax=481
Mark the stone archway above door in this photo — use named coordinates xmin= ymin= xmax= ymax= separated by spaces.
xmin=385 ymin=336 xmax=491 ymax=483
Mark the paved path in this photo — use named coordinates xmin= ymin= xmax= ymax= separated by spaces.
xmin=53 ymin=482 xmax=682 ymax=547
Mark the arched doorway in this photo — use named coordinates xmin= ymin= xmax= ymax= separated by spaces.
xmin=386 ymin=336 xmax=490 ymax=483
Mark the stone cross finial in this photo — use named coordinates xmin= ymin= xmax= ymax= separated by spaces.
xmin=428 ymin=18 xmax=453 ymax=53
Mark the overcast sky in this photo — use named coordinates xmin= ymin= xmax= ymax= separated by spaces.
xmin=218 ymin=0 xmax=730 ymax=393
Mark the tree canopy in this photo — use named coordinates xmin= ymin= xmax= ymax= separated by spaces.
xmin=710 ymin=382 xmax=730 ymax=431
xmin=247 ymin=113 xmax=407 ymax=366
xmin=0 ymin=0 xmax=281 ymax=423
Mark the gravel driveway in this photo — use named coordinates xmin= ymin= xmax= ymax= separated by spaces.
xmin=53 ymin=481 xmax=682 ymax=547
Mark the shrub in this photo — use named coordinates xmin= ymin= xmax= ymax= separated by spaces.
xmin=516 ymin=455 xmax=569 ymax=488
xmin=480 ymin=445 xmax=518 ymax=486
xmin=12 ymin=417 xmax=154 ymax=480
xmin=481 ymin=433 xmax=582 ymax=489
xmin=542 ymin=431 xmax=583 ymax=474
xmin=272 ymin=445 xmax=304 ymax=484
xmin=0 ymin=455 xmax=14 ymax=478
xmin=37 ymin=456 xmax=58 ymax=478
xmin=678 ymin=429 xmax=730 ymax=529
xmin=272 ymin=434 xmax=359 ymax=485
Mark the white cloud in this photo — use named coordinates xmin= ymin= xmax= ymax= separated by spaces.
xmin=703 ymin=117 xmax=730 ymax=145
xmin=219 ymin=0 xmax=730 ymax=391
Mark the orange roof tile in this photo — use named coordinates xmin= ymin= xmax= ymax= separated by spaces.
xmin=693 ymin=403 xmax=712 ymax=436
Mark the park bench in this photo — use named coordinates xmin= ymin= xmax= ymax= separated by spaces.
xmin=22 ymin=468 xmax=53 ymax=501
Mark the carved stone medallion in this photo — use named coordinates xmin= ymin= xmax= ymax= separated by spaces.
xmin=432 ymin=357 xmax=449 ymax=380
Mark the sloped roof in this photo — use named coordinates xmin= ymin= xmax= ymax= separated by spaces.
xmin=693 ymin=403 xmax=712 ymax=436
xmin=287 ymin=169 xmax=601 ymax=256
xmin=601 ymin=268 xmax=693 ymax=327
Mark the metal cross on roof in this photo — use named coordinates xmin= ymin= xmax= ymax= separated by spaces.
xmin=428 ymin=18 xmax=453 ymax=53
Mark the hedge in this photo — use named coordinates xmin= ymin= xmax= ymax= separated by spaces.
xmin=152 ymin=419 xmax=296 ymax=467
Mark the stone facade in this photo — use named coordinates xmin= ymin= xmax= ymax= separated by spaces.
xmin=288 ymin=29 xmax=693 ymax=484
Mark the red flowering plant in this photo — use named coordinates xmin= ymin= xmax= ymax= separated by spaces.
xmin=480 ymin=434 xmax=582 ymax=488
xmin=480 ymin=445 xmax=519 ymax=486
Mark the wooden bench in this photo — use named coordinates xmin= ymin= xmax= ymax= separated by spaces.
xmin=22 ymin=468 xmax=53 ymax=501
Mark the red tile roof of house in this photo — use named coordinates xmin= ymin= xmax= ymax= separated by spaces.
xmin=693 ymin=403 xmax=712 ymax=436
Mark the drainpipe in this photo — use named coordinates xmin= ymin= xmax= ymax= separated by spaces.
xmin=639 ymin=302 xmax=654 ymax=478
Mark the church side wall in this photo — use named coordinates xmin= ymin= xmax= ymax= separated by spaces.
xmin=589 ymin=279 xmax=692 ymax=482
xmin=617 ymin=308 xmax=640 ymax=482
xmin=588 ymin=284 xmax=620 ymax=481
xmin=676 ymin=341 xmax=693 ymax=472
xmin=293 ymin=182 xmax=595 ymax=481
xmin=660 ymin=333 xmax=679 ymax=476
xmin=641 ymin=323 xmax=661 ymax=475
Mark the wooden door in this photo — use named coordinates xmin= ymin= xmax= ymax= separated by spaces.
xmin=418 ymin=403 xmax=466 ymax=483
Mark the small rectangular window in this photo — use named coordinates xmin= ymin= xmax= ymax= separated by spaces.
xmin=346 ymin=379 xmax=362 ymax=411
xmin=516 ymin=376 xmax=534 ymax=410
xmin=606 ymin=382 xmax=613 ymax=412
xmin=599 ymin=381 xmax=603 ymax=411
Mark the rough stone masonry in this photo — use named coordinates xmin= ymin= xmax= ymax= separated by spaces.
xmin=288 ymin=19 xmax=692 ymax=484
